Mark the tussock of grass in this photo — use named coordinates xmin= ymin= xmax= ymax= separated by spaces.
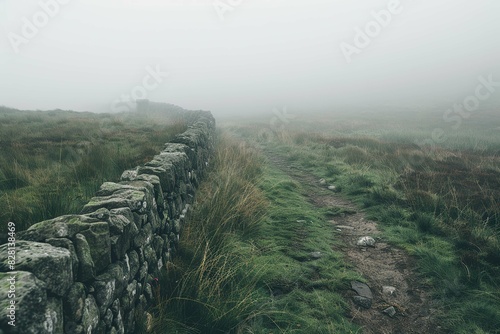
xmin=149 ymin=134 xmax=268 ymax=333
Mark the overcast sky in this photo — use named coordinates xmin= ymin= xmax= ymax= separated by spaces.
xmin=1 ymin=0 xmax=499 ymax=116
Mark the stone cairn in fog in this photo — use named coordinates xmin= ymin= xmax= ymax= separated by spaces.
xmin=0 ymin=101 xmax=216 ymax=334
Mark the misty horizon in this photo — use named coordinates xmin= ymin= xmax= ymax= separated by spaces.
xmin=1 ymin=0 xmax=499 ymax=117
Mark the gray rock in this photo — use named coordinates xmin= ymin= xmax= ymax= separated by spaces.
xmin=0 ymin=241 xmax=72 ymax=296
xmin=309 ymin=251 xmax=323 ymax=259
xmin=78 ymin=222 xmax=111 ymax=274
xmin=85 ymin=207 xmax=110 ymax=221
xmin=65 ymin=282 xmax=86 ymax=323
xmin=144 ymin=246 xmax=157 ymax=274
xmin=108 ymin=213 xmax=132 ymax=236
xmin=319 ymin=178 xmax=327 ymax=185
xmin=383 ymin=306 xmax=397 ymax=317
xmin=382 ymin=286 xmax=397 ymax=296
xmin=46 ymin=237 xmax=79 ymax=279
xmin=94 ymin=263 xmax=125 ymax=315
xmin=94 ymin=277 xmax=117 ymax=317
xmin=144 ymin=283 xmax=154 ymax=304
xmin=44 ymin=297 xmax=63 ymax=333
xmin=138 ymin=262 xmax=149 ymax=283
xmin=351 ymin=281 xmax=373 ymax=299
xmin=128 ymin=250 xmax=140 ymax=279
xmin=335 ymin=225 xmax=355 ymax=230
xmin=74 ymin=233 xmax=96 ymax=282
xmin=152 ymin=236 xmax=165 ymax=258
xmin=82 ymin=295 xmax=100 ymax=334
xmin=137 ymin=165 xmax=172 ymax=193
xmin=353 ymin=296 xmax=372 ymax=309
xmin=0 ymin=272 xmax=47 ymax=333
xmin=327 ymin=185 xmax=337 ymax=191
xmin=111 ymin=300 xmax=125 ymax=334
xmin=18 ymin=215 xmax=100 ymax=242
xmin=133 ymin=223 xmax=153 ymax=248
xmin=104 ymin=308 xmax=114 ymax=329
xmin=110 ymin=207 xmax=135 ymax=226
xmin=121 ymin=169 xmax=138 ymax=181
xmin=356 ymin=236 xmax=376 ymax=247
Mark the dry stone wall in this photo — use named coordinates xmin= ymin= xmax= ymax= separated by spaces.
xmin=0 ymin=102 xmax=216 ymax=334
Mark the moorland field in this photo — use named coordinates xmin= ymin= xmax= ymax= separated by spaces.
xmin=1 ymin=106 xmax=499 ymax=333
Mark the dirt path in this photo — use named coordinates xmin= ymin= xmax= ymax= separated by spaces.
xmin=264 ymin=150 xmax=445 ymax=334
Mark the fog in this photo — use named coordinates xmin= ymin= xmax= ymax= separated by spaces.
xmin=1 ymin=0 xmax=499 ymax=116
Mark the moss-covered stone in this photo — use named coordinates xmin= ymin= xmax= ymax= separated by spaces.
xmin=81 ymin=295 xmax=99 ymax=333
xmin=74 ymin=233 xmax=95 ymax=282
xmin=64 ymin=282 xmax=86 ymax=323
xmin=0 ymin=241 xmax=72 ymax=296
xmin=0 ymin=272 xmax=47 ymax=333
xmin=18 ymin=215 xmax=100 ymax=242
xmin=79 ymin=222 xmax=111 ymax=274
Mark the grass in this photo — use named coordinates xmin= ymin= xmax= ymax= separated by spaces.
xmin=222 ymin=109 xmax=500 ymax=333
xmin=0 ymin=106 xmax=187 ymax=241
xmin=147 ymin=133 xmax=361 ymax=333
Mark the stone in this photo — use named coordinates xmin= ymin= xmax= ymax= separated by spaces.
xmin=64 ymin=282 xmax=86 ymax=323
xmin=44 ymin=297 xmax=64 ymax=333
xmin=356 ymin=236 xmax=376 ymax=247
xmin=18 ymin=215 xmax=100 ymax=242
xmin=82 ymin=295 xmax=100 ymax=334
xmin=81 ymin=192 xmax=144 ymax=214
xmin=0 ymin=241 xmax=72 ymax=296
xmin=46 ymin=237 xmax=79 ymax=279
xmin=351 ymin=281 xmax=373 ymax=299
xmin=0 ymin=272 xmax=47 ymax=333
xmin=128 ymin=250 xmax=140 ymax=279
xmin=134 ymin=223 xmax=153 ymax=248
xmin=319 ymin=178 xmax=327 ymax=185
xmin=74 ymin=233 xmax=96 ymax=282
xmin=152 ymin=236 xmax=165 ymax=258
xmin=138 ymin=262 xmax=149 ymax=283
xmin=108 ymin=213 xmax=132 ymax=236
xmin=111 ymin=300 xmax=125 ymax=334
xmin=78 ymin=222 xmax=111 ymax=274
xmin=383 ymin=306 xmax=397 ymax=317
xmin=144 ymin=283 xmax=154 ymax=304
xmin=353 ymin=296 xmax=372 ymax=309
xmin=94 ymin=263 xmax=126 ymax=315
xmin=104 ymin=308 xmax=114 ymax=329
xmin=335 ymin=225 xmax=355 ymax=230
xmin=328 ymin=185 xmax=337 ymax=191
xmin=382 ymin=286 xmax=397 ymax=296
xmin=85 ymin=207 xmax=110 ymax=221
xmin=144 ymin=246 xmax=157 ymax=274
xmin=94 ymin=277 xmax=117 ymax=317
xmin=121 ymin=168 xmax=138 ymax=181
xmin=126 ymin=281 xmax=138 ymax=307
xmin=309 ymin=251 xmax=323 ymax=259
xmin=110 ymin=207 xmax=135 ymax=226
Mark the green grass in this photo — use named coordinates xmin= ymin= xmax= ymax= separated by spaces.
xmin=224 ymin=110 xmax=500 ymax=333
xmin=0 ymin=106 xmax=187 ymax=240
xmin=148 ymin=133 xmax=361 ymax=333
